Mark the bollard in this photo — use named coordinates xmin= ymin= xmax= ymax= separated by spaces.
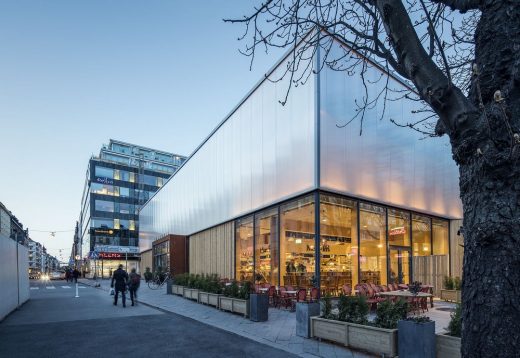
xmin=75 ymin=283 xmax=79 ymax=298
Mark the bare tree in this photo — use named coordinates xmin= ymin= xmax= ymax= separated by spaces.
xmin=225 ymin=1 xmax=520 ymax=357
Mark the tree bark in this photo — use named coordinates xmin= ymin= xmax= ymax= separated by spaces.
xmin=458 ymin=1 xmax=520 ymax=357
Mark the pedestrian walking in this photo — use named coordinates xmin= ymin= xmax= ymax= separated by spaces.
xmin=72 ymin=268 xmax=80 ymax=283
xmin=65 ymin=269 xmax=71 ymax=282
xmin=111 ymin=264 xmax=128 ymax=307
xmin=128 ymin=268 xmax=141 ymax=306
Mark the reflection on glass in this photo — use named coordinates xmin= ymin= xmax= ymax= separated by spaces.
xmin=254 ymin=208 xmax=279 ymax=285
xmin=388 ymin=209 xmax=411 ymax=246
xmin=95 ymin=166 xmax=113 ymax=179
xmin=412 ymin=215 xmax=431 ymax=256
xmin=95 ymin=200 xmax=114 ymax=212
xmin=320 ymin=194 xmax=358 ymax=295
xmin=359 ymin=203 xmax=386 ymax=285
xmin=280 ymin=195 xmax=315 ymax=289
xmin=389 ymin=248 xmax=410 ymax=284
xmin=433 ymin=219 xmax=449 ymax=255
xmin=236 ymin=216 xmax=254 ymax=282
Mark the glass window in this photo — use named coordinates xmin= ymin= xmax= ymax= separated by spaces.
xmin=359 ymin=203 xmax=387 ymax=285
xmin=236 ymin=216 xmax=254 ymax=282
xmin=119 ymin=203 xmax=132 ymax=214
xmin=114 ymin=219 xmax=120 ymax=229
xmin=95 ymin=166 xmax=113 ymax=179
xmin=320 ymin=194 xmax=358 ymax=293
xmin=432 ymin=219 xmax=449 ymax=255
xmin=114 ymin=169 xmax=120 ymax=180
xmin=280 ymin=195 xmax=315 ymax=289
xmin=129 ymin=172 xmax=135 ymax=183
xmin=91 ymin=218 xmax=114 ymax=229
xmin=91 ymin=183 xmax=117 ymax=196
xmin=157 ymin=177 xmax=164 ymax=187
xmin=95 ymin=200 xmax=114 ymax=212
xmin=120 ymin=187 xmax=130 ymax=197
xmin=254 ymin=208 xmax=279 ymax=286
xmin=388 ymin=209 xmax=411 ymax=246
xmin=129 ymin=220 xmax=136 ymax=231
xmin=412 ymin=215 xmax=431 ymax=256
xmin=117 ymin=219 xmax=129 ymax=230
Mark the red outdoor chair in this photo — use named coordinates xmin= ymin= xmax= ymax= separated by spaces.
xmin=290 ymin=288 xmax=308 ymax=311
xmin=342 ymin=284 xmax=352 ymax=296
xmin=278 ymin=287 xmax=292 ymax=309
xmin=310 ymin=287 xmax=319 ymax=302
xmin=268 ymin=285 xmax=277 ymax=307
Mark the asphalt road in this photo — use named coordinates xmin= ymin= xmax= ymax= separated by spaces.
xmin=0 ymin=279 xmax=296 ymax=358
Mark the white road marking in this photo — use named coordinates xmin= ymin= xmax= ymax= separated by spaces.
xmin=61 ymin=286 xmax=71 ymax=288
xmin=45 ymin=286 xmax=56 ymax=289
xmin=78 ymin=286 xmax=86 ymax=289
xmin=30 ymin=287 xmax=39 ymax=290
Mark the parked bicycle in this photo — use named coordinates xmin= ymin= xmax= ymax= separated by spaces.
xmin=147 ymin=271 xmax=171 ymax=290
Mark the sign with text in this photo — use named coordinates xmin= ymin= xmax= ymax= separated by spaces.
xmin=94 ymin=245 xmax=139 ymax=254
xmin=96 ymin=177 xmax=114 ymax=185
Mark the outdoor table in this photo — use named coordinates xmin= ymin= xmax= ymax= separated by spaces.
xmin=377 ymin=290 xmax=433 ymax=298
xmin=421 ymin=285 xmax=435 ymax=308
xmin=258 ymin=287 xmax=269 ymax=293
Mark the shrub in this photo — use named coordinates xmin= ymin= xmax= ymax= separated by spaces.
xmin=443 ymin=276 xmax=455 ymax=290
xmin=223 ymin=281 xmax=240 ymax=298
xmin=173 ymin=273 xmax=189 ymax=286
xmin=321 ymin=294 xmax=335 ymax=319
xmin=453 ymin=277 xmax=462 ymax=291
xmin=238 ymin=281 xmax=252 ymax=299
xmin=448 ymin=304 xmax=462 ymax=337
xmin=374 ymin=299 xmax=408 ymax=329
xmin=337 ymin=294 xmax=369 ymax=325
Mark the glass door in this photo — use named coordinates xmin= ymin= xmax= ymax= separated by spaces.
xmin=389 ymin=247 xmax=411 ymax=284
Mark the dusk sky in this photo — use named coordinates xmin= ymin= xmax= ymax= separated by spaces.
xmin=0 ymin=1 xmax=284 ymax=261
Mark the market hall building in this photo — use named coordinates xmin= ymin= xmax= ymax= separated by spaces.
xmin=139 ymin=40 xmax=463 ymax=297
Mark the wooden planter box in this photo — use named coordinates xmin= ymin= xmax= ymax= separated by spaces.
xmin=436 ymin=334 xmax=461 ymax=358
xmin=310 ymin=317 xmax=398 ymax=357
xmin=219 ymin=296 xmax=249 ymax=317
xmin=440 ymin=290 xmax=461 ymax=303
xmin=183 ymin=288 xmax=200 ymax=301
xmin=198 ymin=292 xmax=222 ymax=308
xmin=171 ymin=285 xmax=185 ymax=296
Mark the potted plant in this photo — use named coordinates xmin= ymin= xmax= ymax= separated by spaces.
xmin=144 ymin=267 xmax=153 ymax=283
xmin=171 ymin=273 xmax=188 ymax=295
xmin=296 ymin=275 xmax=320 ymax=338
xmin=441 ymin=276 xmax=461 ymax=302
xmin=398 ymin=316 xmax=436 ymax=358
xmin=183 ymin=274 xmax=201 ymax=301
xmin=198 ymin=274 xmax=224 ymax=308
xmin=311 ymin=295 xmax=402 ymax=357
xmin=219 ymin=281 xmax=251 ymax=317
xmin=436 ymin=304 xmax=461 ymax=357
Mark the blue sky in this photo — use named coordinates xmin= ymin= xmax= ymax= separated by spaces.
xmin=0 ymin=1 xmax=284 ymax=261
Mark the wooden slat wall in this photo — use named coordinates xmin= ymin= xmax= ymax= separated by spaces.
xmin=450 ymin=219 xmax=464 ymax=279
xmin=139 ymin=249 xmax=153 ymax=274
xmin=412 ymin=255 xmax=448 ymax=297
xmin=188 ymin=221 xmax=234 ymax=279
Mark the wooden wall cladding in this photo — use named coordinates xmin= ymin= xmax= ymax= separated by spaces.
xmin=412 ymin=255 xmax=449 ymax=297
xmin=189 ymin=221 xmax=234 ymax=279
xmin=450 ymin=219 xmax=464 ymax=279
xmin=139 ymin=249 xmax=153 ymax=274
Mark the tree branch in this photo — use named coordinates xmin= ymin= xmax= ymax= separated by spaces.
xmin=431 ymin=0 xmax=481 ymax=13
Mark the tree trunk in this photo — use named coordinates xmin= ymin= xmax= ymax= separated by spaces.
xmin=458 ymin=1 xmax=520 ymax=357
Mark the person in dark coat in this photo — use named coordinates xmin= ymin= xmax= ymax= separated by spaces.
xmin=72 ymin=268 xmax=80 ymax=283
xmin=127 ymin=268 xmax=141 ymax=306
xmin=111 ymin=264 xmax=128 ymax=307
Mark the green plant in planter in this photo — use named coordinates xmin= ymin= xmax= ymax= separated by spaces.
xmin=453 ymin=277 xmax=462 ymax=291
xmin=144 ymin=267 xmax=153 ymax=283
xmin=321 ymin=294 xmax=335 ymax=319
xmin=337 ymin=294 xmax=369 ymax=325
xmin=443 ymin=276 xmax=455 ymax=290
xmin=173 ymin=273 xmax=188 ymax=286
xmin=374 ymin=299 xmax=408 ymax=329
xmin=238 ymin=281 xmax=252 ymax=299
xmin=447 ymin=304 xmax=462 ymax=337
xmin=404 ymin=316 xmax=432 ymax=323
xmin=224 ymin=281 xmax=240 ymax=298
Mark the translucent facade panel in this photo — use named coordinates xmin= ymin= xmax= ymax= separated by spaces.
xmin=412 ymin=214 xmax=431 ymax=256
xmin=320 ymin=194 xmax=358 ymax=294
xmin=388 ymin=209 xmax=411 ymax=247
xmin=319 ymin=43 xmax=462 ymax=219
xmin=280 ymin=195 xmax=315 ymax=289
xmin=359 ymin=203 xmax=387 ymax=285
xmin=254 ymin=208 xmax=279 ymax=286
xmin=433 ymin=219 xmax=449 ymax=255
xmin=236 ymin=216 xmax=254 ymax=282
xmin=139 ymin=53 xmax=315 ymax=249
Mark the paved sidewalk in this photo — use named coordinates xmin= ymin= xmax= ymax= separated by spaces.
xmin=80 ymin=279 xmax=374 ymax=358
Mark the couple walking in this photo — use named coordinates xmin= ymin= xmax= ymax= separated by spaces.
xmin=111 ymin=264 xmax=140 ymax=307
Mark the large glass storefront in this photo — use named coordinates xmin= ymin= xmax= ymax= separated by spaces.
xmin=234 ymin=191 xmax=450 ymax=294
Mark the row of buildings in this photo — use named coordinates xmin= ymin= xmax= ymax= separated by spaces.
xmin=1 ymin=202 xmax=60 ymax=279
xmin=74 ymin=37 xmax=464 ymax=296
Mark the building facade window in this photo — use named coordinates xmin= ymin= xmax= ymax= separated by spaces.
xmin=95 ymin=166 xmax=113 ymax=179
xmin=254 ymin=208 xmax=279 ymax=286
xmin=412 ymin=214 xmax=432 ymax=256
xmin=320 ymin=194 xmax=358 ymax=293
xmin=91 ymin=218 xmax=114 ymax=229
xmin=280 ymin=195 xmax=315 ymax=288
xmin=235 ymin=216 xmax=254 ymax=282
xmin=432 ymin=219 xmax=449 ymax=255
xmin=153 ymin=241 xmax=170 ymax=272
xmin=359 ymin=203 xmax=387 ymax=285
xmin=91 ymin=183 xmax=118 ymax=196
xmin=95 ymin=200 xmax=114 ymax=213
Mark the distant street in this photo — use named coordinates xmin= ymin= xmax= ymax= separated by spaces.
xmin=0 ymin=280 xmax=295 ymax=358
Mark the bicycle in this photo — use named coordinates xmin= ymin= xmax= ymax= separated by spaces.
xmin=147 ymin=271 xmax=171 ymax=290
